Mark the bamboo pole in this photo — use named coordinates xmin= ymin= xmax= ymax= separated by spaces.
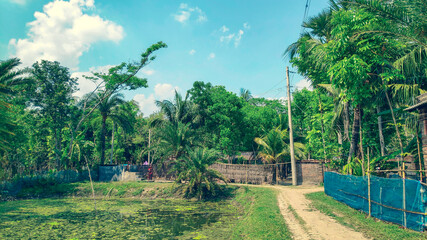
xmin=417 ymin=132 xmax=423 ymax=182
xmin=148 ymin=129 xmax=151 ymax=165
xmin=368 ymin=166 xmax=371 ymax=217
xmin=367 ymin=147 xmax=371 ymax=217
xmin=360 ymin=118 xmax=365 ymax=176
xmin=246 ymin=161 xmax=248 ymax=184
xmin=402 ymin=161 xmax=407 ymax=228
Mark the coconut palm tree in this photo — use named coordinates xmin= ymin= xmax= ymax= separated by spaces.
xmin=107 ymin=100 xmax=138 ymax=164
xmin=255 ymin=127 xmax=305 ymax=183
xmin=84 ymin=92 xmax=128 ymax=165
xmin=172 ymin=147 xmax=226 ymax=200
xmin=157 ymin=121 xmax=195 ymax=161
xmin=0 ymin=58 xmax=30 ymax=149
xmin=239 ymin=88 xmax=252 ymax=102
xmin=155 ymin=90 xmax=196 ymax=125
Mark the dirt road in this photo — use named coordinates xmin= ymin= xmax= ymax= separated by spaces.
xmin=272 ymin=185 xmax=368 ymax=240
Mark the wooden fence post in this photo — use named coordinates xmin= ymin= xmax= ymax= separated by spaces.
xmin=367 ymin=149 xmax=371 ymax=217
xmin=403 ymin=161 xmax=407 ymax=228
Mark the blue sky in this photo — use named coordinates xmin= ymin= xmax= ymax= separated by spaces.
xmin=1 ymin=0 xmax=329 ymax=116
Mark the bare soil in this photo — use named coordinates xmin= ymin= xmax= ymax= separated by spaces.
xmin=272 ymin=185 xmax=369 ymax=240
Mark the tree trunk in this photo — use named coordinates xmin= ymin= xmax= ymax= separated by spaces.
xmin=110 ymin=123 xmax=115 ymax=165
xmin=377 ymin=105 xmax=386 ymax=156
xmin=338 ymin=130 xmax=343 ymax=159
xmin=276 ymin=163 xmax=280 ymax=183
xmin=317 ymin=91 xmax=327 ymax=160
xmin=360 ymin=117 xmax=365 ymax=176
xmin=338 ymin=131 xmax=343 ymax=145
xmin=54 ymin=129 xmax=61 ymax=169
xmin=347 ymin=104 xmax=361 ymax=171
xmin=384 ymin=89 xmax=404 ymax=155
xmin=344 ymin=101 xmax=350 ymax=142
xmin=100 ymin=115 xmax=107 ymax=166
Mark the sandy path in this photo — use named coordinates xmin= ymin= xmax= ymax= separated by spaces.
xmin=272 ymin=185 xmax=368 ymax=240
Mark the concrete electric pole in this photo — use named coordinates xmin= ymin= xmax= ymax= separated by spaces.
xmin=286 ymin=66 xmax=297 ymax=186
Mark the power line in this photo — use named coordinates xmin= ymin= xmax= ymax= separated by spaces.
xmin=258 ymin=79 xmax=284 ymax=97
xmin=300 ymin=0 xmax=312 ymax=35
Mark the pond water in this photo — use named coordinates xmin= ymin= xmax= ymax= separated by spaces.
xmin=0 ymin=198 xmax=238 ymax=239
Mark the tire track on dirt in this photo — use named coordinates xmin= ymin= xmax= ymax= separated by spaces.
xmin=273 ymin=185 xmax=369 ymax=240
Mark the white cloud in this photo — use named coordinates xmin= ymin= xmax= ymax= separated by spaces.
xmin=218 ymin=23 xmax=249 ymax=48
xmin=133 ymin=83 xmax=180 ymax=116
xmin=89 ymin=64 xmax=115 ymax=74
xmin=220 ymin=25 xmax=229 ymax=33
xmin=189 ymin=49 xmax=196 ymax=55
xmin=220 ymin=34 xmax=235 ymax=43
xmin=141 ymin=69 xmax=155 ymax=76
xmin=133 ymin=94 xmax=157 ymax=117
xmin=208 ymin=53 xmax=215 ymax=60
xmin=174 ymin=10 xmax=191 ymax=23
xmin=234 ymin=30 xmax=244 ymax=47
xmin=173 ymin=3 xmax=207 ymax=24
xmin=8 ymin=0 xmax=124 ymax=70
xmin=154 ymin=83 xmax=179 ymax=99
xmin=295 ymin=78 xmax=313 ymax=91
xmin=71 ymin=71 xmax=99 ymax=98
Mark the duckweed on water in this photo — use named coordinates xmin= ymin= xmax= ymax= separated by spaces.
xmin=1 ymin=182 xmax=291 ymax=239
xmin=0 ymin=197 xmax=238 ymax=239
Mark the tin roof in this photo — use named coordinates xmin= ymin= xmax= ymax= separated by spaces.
xmin=405 ymin=93 xmax=427 ymax=112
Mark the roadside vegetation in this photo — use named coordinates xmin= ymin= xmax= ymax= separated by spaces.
xmin=285 ymin=0 xmax=426 ymax=174
xmin=232 ymin=186 xmax=291 ymax=239
xmin=306 ymin=191 xmax=427 ymax=240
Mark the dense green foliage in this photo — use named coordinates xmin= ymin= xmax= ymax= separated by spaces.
xmin=286 ymin=0 xmax=426 ymax=174
xmin=0 ymin=42 xmax=167 ymax=179
xmin=306 ymin=191 xmax=426 ymax=239
xmin=1 ymin=0 xmax=426 ymax=181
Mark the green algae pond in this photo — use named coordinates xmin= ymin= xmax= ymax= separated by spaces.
xmin=0 ymin=182 xmax=291 ymax=239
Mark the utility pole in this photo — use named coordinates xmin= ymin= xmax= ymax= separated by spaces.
xmin=286 ymin=66 xmax=297 ymax=186
xmin=148 ymin=129 xmax=151 ymax=165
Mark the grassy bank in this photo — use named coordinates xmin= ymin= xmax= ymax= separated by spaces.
xmin=306 ymin=191 xmax=427 ymax=240
xmin=0 ymin=182 xmax=290 ymax=239
xmin=15 ymin=181 xmax=175 ymax=199
xmin=231 ymin=186 xmax=291 ymax=240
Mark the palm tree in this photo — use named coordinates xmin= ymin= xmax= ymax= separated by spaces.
xmin=255 ymin=127 xmax=305 ymax=183
xmin=239 ymin=88 xmax=252 ymax=102
xmin=172 ymin=147 xmax=227 ymax=200
xmin=108 ymin=100 xmax=138 ymax=164
xmin=84 ymin=92 xmax=127 ymax=165
xmin=157 ymin=121 xmax=195 ymax=161
xmin=155 ymin=90 xmax=196 ymax=125
xmin=0 ymin=58 xmax=30 ymax=149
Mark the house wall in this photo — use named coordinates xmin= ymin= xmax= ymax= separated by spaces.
xmin=210 ymin=163 xmax=274 ymax=184
xmin=297 ymin=161 xmax=324 ymax=184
